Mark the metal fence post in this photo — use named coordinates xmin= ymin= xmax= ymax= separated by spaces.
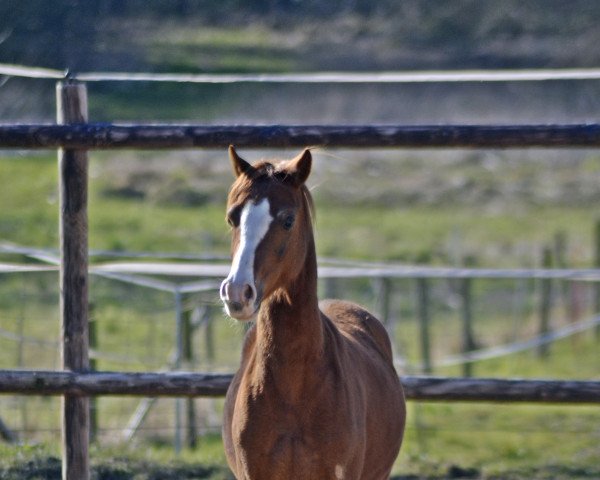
xmin=375 ymin=277 xmax=393 ymax=328
xmin=182 ymin=307 xmax=197 ymax=449
xmin=416 ymin=278 xmax=432 ymax=374
xmin=594 ymin=219 xmax=600 ymax=340
xmin=460 ymin=277 xmax=477 ymax=377
xmin=174 ymin=289 xmax=183 ymax=454
xmin=538 ymin=246 xmax=553 ymax=358
xmin=57 ymin=80 xmax=90 ymax=480
xmin=88 ymin=307 xmax=98 ymax=444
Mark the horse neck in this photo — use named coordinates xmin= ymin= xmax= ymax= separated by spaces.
xmin=255 ymin=229 xmax=323 ymax=372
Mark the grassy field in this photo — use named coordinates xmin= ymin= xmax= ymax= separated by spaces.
xmin=1 ymin=151 xmax=599 ymax=478
xmin=3 ymin=150 xmax=600 ymax=263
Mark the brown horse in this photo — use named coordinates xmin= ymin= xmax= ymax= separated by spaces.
xmin=220 ymin=147 xmax=405 ymax=480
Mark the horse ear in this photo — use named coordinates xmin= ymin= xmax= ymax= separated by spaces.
xmin=286 ymin=148 xmax=312 ymax=186
xmin=229 ymin=145 xmax=254 ymax=178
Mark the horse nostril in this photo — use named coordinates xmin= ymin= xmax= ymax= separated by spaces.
xmin=220 ymin=281 xmax=227 ymax=300
xmin=243 ymin=284 xmax=255 ymax=302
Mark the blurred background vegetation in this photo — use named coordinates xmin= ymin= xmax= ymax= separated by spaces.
xmin=1 ymin=0 xmax=600 ymax=123
xmin=2 ymin=0 xmax=600 ymax=72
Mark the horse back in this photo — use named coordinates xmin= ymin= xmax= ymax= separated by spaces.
xmin=319 ymin=299 xmax=395 ymax=365
xmin=319 ymin=299 xmax=405 ymax=479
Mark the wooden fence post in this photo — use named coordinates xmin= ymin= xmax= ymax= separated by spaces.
xmin=594 ymin=219 xmax=600 ymax=341
xmin=174 ymin=289 xmax=184 ymax=454
xmin=460 ymin=277 xmax=477 ymax=377
xmin=324 ymin=277 xmax=338 ymax=299
xmin=553 ymin=231 xmax=569 ymax=320
xmin=416 ymin=278 xmax=432 ymax=374
xmin=57 ymin=80 xmax=90 ymax=480
xmin=538 ymin=246 xmax=553 ymax=358
xmin=182 ymin=308 xmax=197 ymax=449
xmin=0 ymin=417 xmax=17 ymax=444
xmin=375 ymin=277 xmax=394 ymax=336
xmin=204 ymin=308 xmax=215 ymax=368
xmin=88 ymin=308 xmax=98 ymax=444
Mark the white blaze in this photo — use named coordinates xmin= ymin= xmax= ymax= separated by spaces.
xmin=227 ymin=197 xmax=272 ymax=288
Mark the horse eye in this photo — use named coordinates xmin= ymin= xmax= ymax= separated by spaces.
xmin=282 ymin=215 xmax=295 ymax=231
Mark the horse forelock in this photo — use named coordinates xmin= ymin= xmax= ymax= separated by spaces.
xmin=229 ymin=160 xmax=315 ymax=228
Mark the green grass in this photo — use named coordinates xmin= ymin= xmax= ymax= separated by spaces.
xmin=397 ymin=402 xmax=600 ymax=478
xmin=315 ymin=203 xmax=597 ymax=264
xmin=0 ymin=440 xmax=233 ymax=479
xmin=2 ymin=152 xmax=600 ymax=265
xmin=142 ymin=22 xmax=303 ymax=74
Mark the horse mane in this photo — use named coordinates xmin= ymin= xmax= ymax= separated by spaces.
xmin=301 ymin=184 xmax=316 ymax=227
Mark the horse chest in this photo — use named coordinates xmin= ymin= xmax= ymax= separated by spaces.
xmin=233 ymin=417 xmax=360 ymax=480
xmin=228 ymin=381 xmax=365 ymax=479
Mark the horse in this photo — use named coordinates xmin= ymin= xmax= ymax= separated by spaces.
xmin=220 ymin=146 xmax=406 ymax=480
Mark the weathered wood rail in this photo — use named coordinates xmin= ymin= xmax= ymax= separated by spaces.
xmin=0 ymin=123 xmax=600 ymax=149
xmin=1 ymin=371 xmax=599 ymax=404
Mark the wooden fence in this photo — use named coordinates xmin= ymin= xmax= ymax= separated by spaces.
xmin=1 ymin=370 xmax=599 ymax=403
xmin=1 ymin=79 xmax=600 ymax=479
xmin=2 ymin=123 xmax=600 ymax=149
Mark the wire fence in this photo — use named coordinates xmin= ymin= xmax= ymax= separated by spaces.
xmin=1 ymin=241 xmax=599 ymax=447
xmin=3 ymin=63 xmax=600 ymax=84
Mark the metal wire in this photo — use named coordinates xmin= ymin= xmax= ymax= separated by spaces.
xmin=3 ymin=63 xmax=600 ymax=84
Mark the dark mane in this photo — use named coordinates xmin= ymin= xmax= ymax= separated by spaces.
xmin=300 ymin=184 xmax=316 ymax=226
xmin=251 ymin=160 xmax=316 ymax=226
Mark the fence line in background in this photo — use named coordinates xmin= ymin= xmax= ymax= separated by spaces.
xmin=4 ymin=241 xmax=600 ymax=371
xmin=410 ymin=314 xmax=600 ymax=369
xmin=0 ymin=242 xmax=228 ymax=262
xmin=1 ymin=292 xmax=599 ymax=373
xmin=3 ymin=63 xmax=600 ymax=84
xmin=8 ymin=243 xmax=600 ymax=282
xmin=8 ymin=258 xmax=600 ymax=282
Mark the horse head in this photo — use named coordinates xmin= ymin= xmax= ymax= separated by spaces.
xmin=220 ymin=146 xmax=314 ymax=321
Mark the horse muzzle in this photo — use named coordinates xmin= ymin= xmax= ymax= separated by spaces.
xmin=220 ymin=278 xmax=260 ymax=321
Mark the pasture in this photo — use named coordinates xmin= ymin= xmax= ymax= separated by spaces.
xmin=2 ymin=4 xmax=600 ymax=478
xmin=1 ymin=149 xmax=599 ymax=478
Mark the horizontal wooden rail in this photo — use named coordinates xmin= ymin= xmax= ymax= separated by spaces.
xmin=0 ymin=124 xmax=599 ymax=149
xmin=0 ymin=370 xmax=599 ymax=403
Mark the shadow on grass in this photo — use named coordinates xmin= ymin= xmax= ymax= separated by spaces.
xmin=392 ymin=463 xmax=600 ymax=479
xmin=0 ymin=456 xmax=233 ymax=480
